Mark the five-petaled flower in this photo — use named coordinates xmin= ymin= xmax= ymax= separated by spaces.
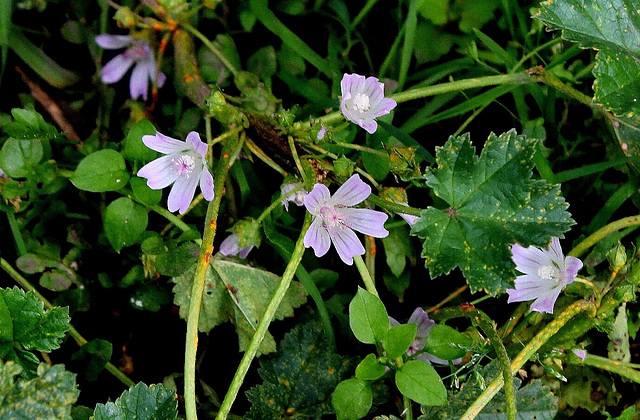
xmin=506 ymin=237 xmax=583 ymax=314
xmin=303 ymin=174 xmax=388 ymax=265
xmin=95 ymin=34 xmax=166 ymax=101
xmin=137 ymin=131 xmax=214 ymax=214
xmin=340 ymin=73 xmax=397 ymax=134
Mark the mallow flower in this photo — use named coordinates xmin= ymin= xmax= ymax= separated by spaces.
xmin=137 ymin=131 xmax=214 ymax=214
xmin=340 ymin=73 xmax=397 ymax=134
xmin=506 ymin=237 xmax=583 ymax=314
xmin=281 ymin=182 xmax=308 ymax=211
xmin=95 ymin=34 xmax=166 ymax=101
xmin=303 ymin=174 xmax=388 ymax=265
xmin=219 ymin=234 xmax=254 ymax=259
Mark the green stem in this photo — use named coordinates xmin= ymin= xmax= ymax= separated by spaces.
xmin=581 ymin=353 xmax=640 ymax=384
xmin=256 ymin=184 xmax=305 ymax=224
xmin=569 ymin=215 xmax=640 ymax=258
xmin=185 ymin=139 xmax=236 ymax=420
xmin=181 ymin=23 xmax=239 ymax=77
xmin=460 ymin=300 xmax=596 ymax=420
xmin=350 ymin=0 xmax=381 ymax=30
xmin=151 ymin=205 xmax=193 ymax=233
xmin=354 ymin=255 xmax=378 ymax=297
xmin=367 ymin=194 xmax=422 ymax=216
xmin=0 ymin=257 xmax=135 ymax=388
xmin=216 ymin=214 xmax=312 ymax=420
xmin=6 ymin=211 xmax=27 ymax=256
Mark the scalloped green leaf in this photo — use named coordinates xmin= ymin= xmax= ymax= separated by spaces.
xmin=172 ymin=257 xmax=307 ymax=355
xmin=413 ymin=130 xmax=574 ymax=294
xmin=245 ymin=322 xmax=353 ymax=419
xmin=0 ymin=287 xmax=70 ymax=376
xmin=92 ymin=382 xmax=177 ymax=420
xmin=0 ymin=362 xmax=79 ymax=419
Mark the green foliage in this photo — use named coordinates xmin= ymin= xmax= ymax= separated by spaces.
xmin=355 ymin=354 xmax=386 ymax=381
xmin=424 ymin=324 xmax=471 ymax=360
xmin=71 ymin=150 xmax=130 ymax=193
xmin=92 ymin=382 xmax=177 ymax=420
xmin=413 ymin=130 xmax=574 ymax=294
xmin=245 ymin=322 xmax=353 ymax=419
xmin=0 ymin=287 xmax=70 ymax=377
xmin=103 ymin=197 xmax=149 ymax=253
xmin=349 ymin=287 xmax=390 ymax=344
xmin=71 ymin=339 xmax=113 ymax=382
xmin=0 ymin=362 xmax=79 ymax=419
xmin=382 ymin=324 xmax=417 ymax=360
xmin=395 ymin=360 xmax=447 ymax=406
xmin=172 ymin=257 xmax=307 ymax=354
xmin=122 ymin=119 xmax=157 ymax=163
xmin=332 ymin=378 xmax=373 ymax=420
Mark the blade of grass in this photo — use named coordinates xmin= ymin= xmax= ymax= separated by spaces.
xmin=585 ymin=181 xmax=636 ymax=234
xmin=398 ymin=0 xmax=418 ymax=90
xmin=0 ymin=0 xmax=11 ymax=87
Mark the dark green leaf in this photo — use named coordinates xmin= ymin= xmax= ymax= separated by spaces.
xmin=245 ymin=322 xmax=352 ymax=419
xmin=103 ymin=197 xmax=148 ymax=253
xmin=71 ymin=339 xmax=113 ymax=382
xmin=0 ymin=362 xmax=79 ymax=419
xmin=155 ymin=242 xmax=199 ymax=277
xmin=383 ymin=324 xmax=417 ymax=360
xmin=349 ymin=287 xmax=390 ymax=344
xmin=71 ymin=149 xmax=130 ymax=192
xmin=248 ymin=45 xmax=277 ymax=82
xmin=424 ymin=324 xmax=471 ymax=360
xmin=0 ymin=138 xmax=43 ymax=178
xmin=395 ymin=360 xmax=447 ymax=406
xmin=331 ymin=378 xmax=372 ymax=420
xmin=93 ymin=382 xmax=177 ymax=420
xmin=130 ymin=177 xmax=162 ymax=207
xmin=413 ymin=130 xmax=574 ymax=294
xmin=122 ymin=119 xmax=157 ymax=163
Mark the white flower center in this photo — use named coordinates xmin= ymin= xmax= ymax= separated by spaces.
xmin=173 ymin=154 xmax=196 ymax=177
xmin=319 ymin=206 xmax=346 ymax=230
xmin=537 ymin=265 xmax=557 ymax=282
xmin=352 ymin=93 xmax=371 ymax=112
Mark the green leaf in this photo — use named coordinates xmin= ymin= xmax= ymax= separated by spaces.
xmin=355 ymin=353 xmax=386 ymax=381
xmin=245 ymin=322 xmax=353 ymax=419
xmin=247 ymin=45 xmax=277 ymax=82
xmin=71 ymin=339 xmax=113 ymax=382
xmin=5 ymin=107 xmax=60 ymax=141
xmin=0 ymin=138 xmax=43 ymax=178
xmin=349 ymin=287 xmax=390 ymax=344
xmin=331 ymin=378 xmax=373 ymax=420
xmin=395 ymin=360 xmax=447 ymax=406
xmin=0 ymin=362 xmax=79 ymax=419
xmin=172 ymin=258 xmax=307 ymax=355
xmin=93 ymin=383 xmax=177 ymax=420
xmin=130 ymin=177 xmax=162 ymax=207
xmin=424 ymin=324 xmax=472 ymax=360
xmin=383 ymin=324 xmax=417 ymax=360
xmin=103 ymin=197 xmax=148 ymax=253
xmin=413 ymin=130 xmax=574 ymax=294
xmin=122 ymin=119 xmax=157 ymax=163
xmin=382 ymin=227 xmax=413 ymax=278
xmin=71 ymin=149 xmax=130 ymax=192
xmin=0 ymin=287 xmax=70 ymax=375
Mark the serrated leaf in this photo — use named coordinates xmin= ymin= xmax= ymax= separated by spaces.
xmin=92 ymin=382 xmax=177 ymax=420
xmin=71 ymin=149 xmax=130 ymax=192
xmin=0 ymin=362 xmax=79 ymax=419
xmin=172 ymin=258 xmax=307 ymax=355
xmin=0 ymin=287 xmax=70 ymax=375
xmin=245 ymin=322 xmax=353 ymax=419
xmin=413 ymin=130 xmax=574 ymax=294
xmin=395 ymin=360 xmax=447 ymax=406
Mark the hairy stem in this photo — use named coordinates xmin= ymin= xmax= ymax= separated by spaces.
xmin=569 ymin=215 xmax=640 ymax=258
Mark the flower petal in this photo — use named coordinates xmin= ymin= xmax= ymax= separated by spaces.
xmin=511 ymin=243 xmax=554 ymax=275
xmin=304 ymin=217 xmax=331 ymax=257
xmin=547 ymin=237 xmax=565 ymax=265
xmin=167 ymin=171 xmax=200 ymax=214
xmin=330 ymin=174 xmax=371 ymax=206
xmin=199 ymin=166 xmax=214 ymax=201
xmin=95 ymin=34 xmax=133 ymax=49
xmin=142 ymin=132 xmax=188 ymax=154
xmin=329 ymin=227 xmax=365 ymax=265
xmin=340 ymin=207 xmax=388 ymax=237
xmin=359 ymin=119 xmax=378 ymax=134
xmin=238 ymin=246 xmax=254 ymax=259
xmin=129 ymin=61 xmax=150 ymax=100
xmin=100 ymin=53 xmax=135 ymax=84
xmin=186 ymin=131 xmax=208 ymax=157
xmin=564 ymin=256 xmax=583 ymax=284
xmin=529 ymin=287 xmax=563 ymax=314
xmin=220 ymin=234 xmax=241 ymax=256
xmin=303 ymin=183 xmax=331 ymax=215
xmin=137 ymin=155 xmax=179 ymax=190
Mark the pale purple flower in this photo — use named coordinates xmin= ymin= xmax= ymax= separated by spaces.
xmin=96 ymin=34 xmax=166 ymax=101
xmin=572 ymin=349 xmax=587 ymax=361
xmin=340 ymin=73 xmax=397 ymax=134
xmin=220 ymin=234 xmax=254 ymax=259
xmin=396 ymin=202 xmax=419 ymax=227
xmin=506 ymin=237 xmax=583 ymax=314
xmin=389 ymin=307 xmax=460 ymax=365
xmin=137 ymin=131 xmax=214 ymax=214
xmin=303 ymin=174 xmax=388 ymax=265
xmin=317 ymin=125 xmax=327 ymax=140
xmin=281 ymin=182 xmax=308 ymax=211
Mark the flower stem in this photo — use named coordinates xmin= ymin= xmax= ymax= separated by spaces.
xmin=366 ymin=194 xmax=422 ymax=216
xmin=256 ymin=184 xmax=305 ymax=224
xmin=569 ymin=215 xmax=640 ymax=258
xmin=0 ymin=257 xmax=135 ymax=388
xmin=184 ymin=138 xmax=237 ymax=420
xmin=581 ymin=353 xmax=640 ymax=384
xmin=151 ymin=205 xmax=193 ymax=233
xmin=354 ymin=255 xmax=378 ymax=297
xmin=460 ymin=300 xmax=596 ymax=420
xmin=181 ymin=23 xmax=239 ymax=77
xmin=215 ymin=213 xmax=312 ymax=420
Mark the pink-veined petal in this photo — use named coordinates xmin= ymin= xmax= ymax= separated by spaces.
xmin=511 ymin=243 xmax=554 ymax=275
xmin=304 ymin=217 xmax=331 ymax=257
xmin=100 ymin=53 xmax=135 ymax=84
xmin=304 ymin=183 xmax=331 ymax=215
xmin=564 ymin=256 xmax=583 ymax=283
xmin=330 ymin=174 xmax=371 ymax=206
xmin=199 ymin=166 xmax=214 ymax=201
xmin=529 ymin=287 xmax=563 ymax=314
xmin=220 ymin=234 xmax=241 ymax=256
xmin=95 ymin=34 xmax=133 ymax=49
xmin=167 ymin=172 xmax=200 ymax=214
xmin=339 ymin=207 xmax=388 ymax=237
xmin=329 ymin=227 xmax=364 ymax=265
xmin=359 ymin=119 xmax=378 ymax=134
xmin=186 ymin=131 xmax=208 ymax=157
xmin=547 ymin=237 xmax=565 ymax=265
xmin=506 ymin=274 xmax=557 ymax=301
xmin=137 ymin=155 xmax=179 ymax=190
xmin=142 ymin=132 xmax=187 ymax=154
xmin=238 ymin=246 xmax=254 ymax=259
xmin=372 ymin=97 xmax=397 ymax=117
xmin=129 ymin=60 xmax=150 ymax=100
